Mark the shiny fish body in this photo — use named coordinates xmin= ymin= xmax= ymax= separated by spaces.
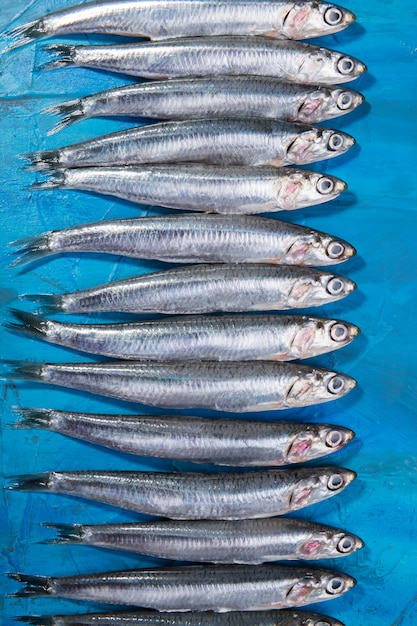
xmin=33 ymin=165 xmax=346 ymax=214
xmin=45 ymin=517 xmax=363 ymax=563
xmin=4 ymin=0 xmax=355 ymax=50
xmin=45 ymin=78 xmax=364 ymax=136
xmin=15 ymin=609 xmax=347 ymax=626
xmin=9 ymin=467 xmax=356 ymax=519
xmin=8 ymin=311 xmax=359 ymax=361
xmin=10 ymin=214 xmax=357 ymax=267
xmin=25 ymin=264 xmax=356 ymax=315
xmin=24 ymin=119 xmax=355 ymax=171
xmin=9 ymin=564 xmax=356 ymax=611
xmin=9 ymin=360 xmax=356 ymax=412
xmin=14 ymin=408 xmax=355 ymax=466
xmin=41 ymin=37 xmax=366 ymax=84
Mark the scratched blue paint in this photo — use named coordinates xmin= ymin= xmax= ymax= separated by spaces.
xmin=0 ymin=1 xmax=416 ymax=624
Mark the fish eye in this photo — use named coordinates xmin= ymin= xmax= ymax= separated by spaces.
xmin=337 ymin=56 xmax=355 ymax=75
xmin=326 ymin=240 xmax=345 ymax=259
xmin=317 ymin=176 xmax=335 ymax=195
xmin=325 ymin=429 xmax=344 ymax=447
xmin=327 ymin=133 xmax=344 ymax=151
xmin=326 ymin=277 xmax=345 ymax=295
xmin=324 ymin=6 xmax=343 ymax=25
xmin=326 ymin=576 xmax=346 ymax=594
xmin=337 ymin=535 xmax=356 ymax=553
xmin=327 ymin=473 xmax=345 ymax=490
xmin=315 ymin=622 xmax=331 ymax=626
xmin=337 ymin=91 xmax=354 ymax=110
xmin=327 ymin=375 xmax=346 ymax=395
xmin=330 ymin=322 xmax=349 ymax=342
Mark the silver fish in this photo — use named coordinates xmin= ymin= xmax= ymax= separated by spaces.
xmin=40 ymin=37 xmax=367 ymax=84
xmin=8 ymin=360 xmax=357 ymax=412
xmin=9 ymin=214 xmax=356 ymax=267
xmin=44 ymin=78 xmax=364 ymax=136
xmin=23 ymin=119 xmax=355 ymax=171
xmin=7 ymin=311 xmax=359 ymax=361
xmin=44 ymin=517 xmax=363 ymax=563
xmin=23 ymin=265 xmax=356 ymax=315
xmin=8 ymin=467 xmax=356 ymax=518
xmin=15 ymin=609 xmax=347 ymax=626
xmin=32 ymin=165 xmax=346 ymax=214
xmin=14 ymin=408 xmax=355 ymax=465
xmin=3 ymin=0 xmax=356 ymax=51
xmin=9 ymin=565 xmax=356 ymax=610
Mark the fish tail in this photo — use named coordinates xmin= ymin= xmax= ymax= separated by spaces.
xmin=6 ymin=472 xmax=51 ymax=492
xmin=41 ymin=522 xmax=84 ymax=544
xmin=20 ymin=149 xmax=61 ymax=172
xmin=6 ymin=309 xmax=49 ymax=340
xmin=40 ymin=44 xmax=77 ymax=71
xmin=43 ymin=99 xmax=85 ymax=136
xmin=9 ymin=232 xmax=53 ymax=267
xmin=30 ymin=170 xmax=66 ymax=191
xmin=19 ymin=293 xmax=64 ymax=314
xmin=7 ymin=573 xmax=51 ymax=598
xmin=5 ymin=361 xmax=45 ymax=383
xmin=16 ymin=617 xmax=54 ymax=625
xmin=2 ymin=19 xmax=46 ymax=52
xmin=12 ymin=407 xmax=53 ymax=430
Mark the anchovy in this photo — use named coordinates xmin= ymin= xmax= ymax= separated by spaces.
xmin=8 ymin=360 xmax=356 ymax=412
xmin=44 ymin=517 xmax=363 ymax=563
xmin=3 ymin=0 xmax=356 ymax=51
xmin=32 ymin=165 xmax=347 ymax=214
xmin=7 ymin=467 xmax=356 ymax=518
xmin=39 ymin=37 xmax=367 ymax=84
xmin=14 ymin=408 xmax=355 ymax=466
xmin=23 ymin=119 xmax=355 ymax=171
xmin=44 ymin=78 xmax=364 ymax=136
xmin=22 ymin=265 xmax=356 ymax=315
xmin=9 ymin=564 xmax=355 ymax=611
xmin=7 ymin=311 xmax=359 ymax=361
xmin=9 ymin=214 xmax=356 ymax=267
xmin=15 ymin=609 xmax=346 ymax=626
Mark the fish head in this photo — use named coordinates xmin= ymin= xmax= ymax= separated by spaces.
xmin=277 ymin=169 xmax=346 ymax=211
xmin=292 ymin=317 xmax=359 ymax=358
xmin=282 ymin=231 xmax=355 ymax=266
xmin=297 ymin=528 xmax=364 ymax=560
xmin=284 ymin=126 xmax=355 ymax=165
xmin=297 ymin=47 xmax=366 ymax=85
xmin=296 ymin=86 xmax=364 ymax=123
xmin=285 ymin=569 xmax=356 ymax=607
xmin=326 ymin=87 xmax=365 ymax=120
xmin=280 ymin=2 xmax=356 ymax=40
xmin=284 ymin=366 xmax=357 ymax=408
xmin=287 ymin=126 xmax=355 ymax=165
xmin=284 ymin=269 xmax=356 ymax=308
xmin=285 ymin=423 xmax=354 ymax=463
xmin=288 ymin=466 xmax=356 ymax=511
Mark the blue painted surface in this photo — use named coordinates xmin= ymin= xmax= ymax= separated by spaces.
xmin=0 ymin=1 xmax=416 ymax=624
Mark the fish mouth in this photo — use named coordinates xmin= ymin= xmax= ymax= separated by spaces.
xmin=344 ymin=9 xmax=356 ymax=25
xmin=335 ymin=178 xmax=348 ymax=193
xmin=356 ymin=61 xmax=368 ymax=75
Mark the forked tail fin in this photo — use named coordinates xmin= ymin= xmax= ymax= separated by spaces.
xmin=19 ymin=293 xmax=64 ymax=315
xmin=39 ymin=44 xmax=77 ymax=71
xmin=12 ymin=407 xmax=53 ymax=430
xmin=30 ymin=170 xmax=66 ymax=190
xmin=2 ymin=19 xmax=46 ymax=53
xmin=9 ymin=233 xmax=54 ymax=268
xmin=20 ymin=149 xmax=61 ymax=172
xmin=43 ymin=99 xmax=85 ymax=135
xmin=7 ymin=573 xmax=51 ymax=598
xmin=41 ymin=522 xmax=84 ymax=544
xmin=16 ymin=617 xmax=54 ymax=625
xmin=5 ymin=309 xmax=50 ymax=340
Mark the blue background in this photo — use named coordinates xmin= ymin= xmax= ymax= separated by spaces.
xmin=0 ymin=1 xmax=416 ymax=624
